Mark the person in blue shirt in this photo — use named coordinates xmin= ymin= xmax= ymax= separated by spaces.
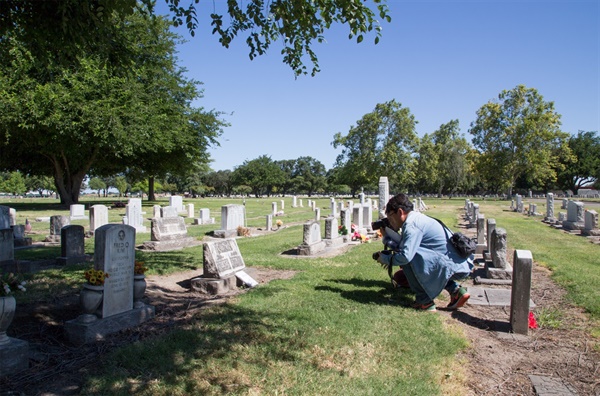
xmin=375 ymin=193 xmax=472 ymax=311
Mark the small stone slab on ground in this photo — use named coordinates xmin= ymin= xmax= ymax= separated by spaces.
xmin=466 ymin=286 xmax=535 ymax=308
xmin=529 ymin=375 xmax=579 ymax=396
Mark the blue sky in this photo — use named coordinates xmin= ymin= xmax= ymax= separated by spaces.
xmin=156 ymin=0 xmax=599 ymax=172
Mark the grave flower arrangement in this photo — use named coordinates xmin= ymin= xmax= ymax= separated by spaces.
xmin=134 ymin=261 xmax=148 ymax=275
xmin=0 ymin=271 xmax=26 ymax=296
xmin=338 ymin=225 xmax=348 ymax=235
xmin=276 ymin=219 xmax=283 ymax=228
xmin=84 ymin=269 xmax=109 ymax=286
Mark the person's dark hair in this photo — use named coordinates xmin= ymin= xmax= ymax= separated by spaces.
xmin=385 ymin=193 xmax=413 ymax=215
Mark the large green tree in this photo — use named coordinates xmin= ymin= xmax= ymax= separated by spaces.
xmin=332 ymin=100 xmax=419 ymax=195
xmin=291 ymin=156 xmax=327 ymax=196
xmin=0 ymin=8 xmax=224 ymax=205
xmin=231 ymin=155 xmax=286 ymax=197
xmin=556 ymin=130 xmax=600 ymax=194
xmin=0 ymin=0 xmax=390 ymax=77
xmin=469 ymin=85 xmax=572 ymax=196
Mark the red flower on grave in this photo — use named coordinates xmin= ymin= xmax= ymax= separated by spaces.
xmin=528 ymin=311 xmax=538 ymax=329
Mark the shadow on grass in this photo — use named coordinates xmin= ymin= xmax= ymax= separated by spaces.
xmin=316 ymin=277 xmax=416 ymax=307
xmin=450 ymin=310 xmax=511 ymax=333
xmin=87 ymin=304 xmax=301 ymax=395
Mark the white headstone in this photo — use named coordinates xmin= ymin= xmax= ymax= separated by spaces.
xmin=89 ymin=204 xmax=109 ymax=233
xmin=221 ymin=204 xmax=245 ymax=230
xmin=169 ymin=196 xmax=184 ymax=212
xmin=378 ymin=176 xmax=389 ymax=219
xmin=70 ymin=204 xmax=86 ymax=220
xmin=94 ymin=224 xmax=135 ymax=318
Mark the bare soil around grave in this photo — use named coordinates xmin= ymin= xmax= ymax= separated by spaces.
xmin=2 ymin=245 xmax=600 ymax=395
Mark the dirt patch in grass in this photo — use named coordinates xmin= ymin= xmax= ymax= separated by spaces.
xmin=2 ymin=259 xmax=600 ymax=395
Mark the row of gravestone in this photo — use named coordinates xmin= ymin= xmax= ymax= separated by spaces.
xmin=510 ymin=193 xmax=600 ymax=237
xmin=0 ymin=220 xmax=255 ymax=376
xmin=463 ymin=200 xmax=533 ymax=336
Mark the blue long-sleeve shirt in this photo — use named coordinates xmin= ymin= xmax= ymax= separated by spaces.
xmin=390 ymin=211 xmax=472 ymax=300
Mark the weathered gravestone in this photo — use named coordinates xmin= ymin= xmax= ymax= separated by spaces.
xmin=45 ymin=215 xmax=70 ymax=243
xmin=561 ymin=201 xmax=585 ymax=231
xmin=160 ymin=206 xmax=178 ymax=218
xmin=485 ymin=228 xmax=512 ymax=280
xmin=0 ymin=205 xmax=11 ymax=229
xmin=64 ymin=224 xmax=154 ymax=345
xmin=378 ymin=176 xmax=389 ymax=219
xmin=142 ymin=216 xmax=200 ymax=251
xmin=0 ymin=228 xmax=14 ymax=267
xmin=582 ymin=210 xmax=600 ymax=236
xmin=510 ymin=250 xmax=533 ymax=335
xmin=57 ymin=225 xmax=88 ymax=265
xmin=193 ymin=208 xmax=215 ymax=225
xmin=266 ymin=214 xmax=273 ymax=231
xmin=214 ymin=204 xmax=245 ymax=238
xmin=476 ymin=213 xmax=486 ymax=254
xmin=298 ymin=220 xmax=326 ymax=255
xmin=169 ymin=195 xmax=184 ymax=213
xmin=187 ymin=203 xmax=195 ymax=218
xmin=9 ymin=208 xmax=16 ymax=226
xmin=324 ymin=217 xmax=344 ymax=248
xmin=191 ymin=238 xmax=257 ymax=294
xmin=89 ymin=204 xmax=108 ymax=235
xmin=483 ymin=218 xmax=496 ymax=261
xmin=544 ymin=193 xmax=556 ymax=223
xmin=123 ymin=198 xmax=146 ymax=233
xmin=12 ymin=224 xmax=32 ymax=247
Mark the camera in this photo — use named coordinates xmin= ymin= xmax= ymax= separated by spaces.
xmin=371 ymin=217 xmax=390 ymax=231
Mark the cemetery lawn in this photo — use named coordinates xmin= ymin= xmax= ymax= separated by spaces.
xmin=3 ymin=197 xmax=600 ymax=395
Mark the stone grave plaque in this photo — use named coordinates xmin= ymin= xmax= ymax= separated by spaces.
xmin=221 ymin=204 xmax=245 ymax=230
xmin=161 ymin=206 xmax=178 ymax=218
xmin=61 ymin=225 xmax=85 ymax=257
xmin=151 ymin=217 xmax=188 ymax=241
xmin=94 ymin=224 xmax=135 ymax=318
xmin=203 ymin=239 xmax=246 ymax=278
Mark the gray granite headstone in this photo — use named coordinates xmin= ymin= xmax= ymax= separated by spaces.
xmin=94 ymin=224 xmax=135 ymax=318
xmin=378 ymin=176 xmax=389 ymax=219
xmin=9 ymin=208 xmax=16 ymax=226
xmin=0 ymin=228 xmax=14 ymax=264
xmin=58 ymin=225 xmax=87 ymax=265
xmin=491 ymin=228 xmax=509 ymax=269
xmin=203 ymin=239 xmax=246 ymax=278
xmin=0 ymin=206 xmax=10 ymax=229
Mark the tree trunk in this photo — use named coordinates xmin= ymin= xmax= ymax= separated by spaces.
xmin=148 ymin=177 xmax=156 ymax=201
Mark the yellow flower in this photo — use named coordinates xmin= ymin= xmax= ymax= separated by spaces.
xmin=84 ymin=269 xmax=109 ymax=286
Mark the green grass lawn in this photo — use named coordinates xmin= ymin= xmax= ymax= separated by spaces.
xmin=2 ymin=196 xmax=599 ymax=395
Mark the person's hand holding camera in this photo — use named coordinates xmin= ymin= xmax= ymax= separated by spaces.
xmin=373 ymin=250 xmax=394 ymax=270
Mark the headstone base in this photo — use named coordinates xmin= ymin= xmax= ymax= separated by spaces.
xmin=64 ymin=304 xmax=155 ymax=346
xmin=213 ymin=229 xmax=238 ymax=238
xmin=582 ymin=229 xmax=600 ymax=237
xmin=485 ymin=263 xmax=513 ymax=280
xmin=297 ymin=241 xmax=327 ymax=256
xmin=561 ymin=221 xmax=584 ymax=231
xmin=14 ymin=238 xmax=33 ymax=247
xmin=57 ymin=255 xmax=89 ymax=266
xmin=0 ymin=338 xmax=29 ymax=376
xmin=141 ymin=237 xmax=201 ymax=251
xmin=70 ymin=215 xmax=87 ymax=220
xmin=324 ymin=236 xmax=345 ymax=248
xmin=193 ymin=218 xmax=215 ymax=225
xmin=190 ymin=275 xmax=236 ymax=294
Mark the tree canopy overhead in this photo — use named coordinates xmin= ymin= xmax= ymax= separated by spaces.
xmin=0 ymin=0 xmax=391 ymax=77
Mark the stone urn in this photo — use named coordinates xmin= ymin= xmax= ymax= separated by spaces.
xmin=133 ymin=274 xmax=147 ymax=308
xmin=79 ymin=284 xmax=103 ymax=323
xmin=0 ymin=296 xmax=16 ymax=345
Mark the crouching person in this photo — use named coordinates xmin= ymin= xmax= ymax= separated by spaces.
xmin=375 ymin=193 xmax=472 ymax=312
